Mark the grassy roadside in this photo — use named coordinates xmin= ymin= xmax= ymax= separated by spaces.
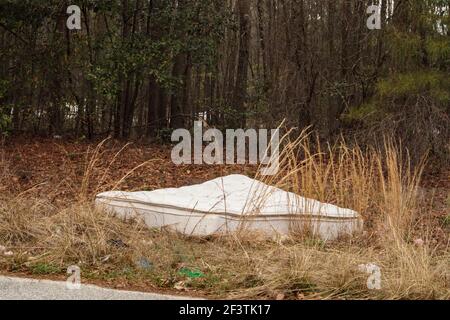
xmin=0 ymin=199 xmax=448 ymax=299
xmin=0 ymin=137 xmax=448 ymax=299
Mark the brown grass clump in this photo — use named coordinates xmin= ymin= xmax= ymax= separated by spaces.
xmin=0 ymin=198 xmax=151 ymax=271
xmin=0 ymin=136 xmax=448 ymax=299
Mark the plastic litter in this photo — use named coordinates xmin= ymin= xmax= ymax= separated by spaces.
xmin=178 ymin=267 xmax=204 ymax=279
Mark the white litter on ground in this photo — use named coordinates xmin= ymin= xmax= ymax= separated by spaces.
xmin=95 ymin=174 xmax=363 ymax=240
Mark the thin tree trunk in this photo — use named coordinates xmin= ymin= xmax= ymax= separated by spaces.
xmin=233 ymin=0 xmax=251 ymax=128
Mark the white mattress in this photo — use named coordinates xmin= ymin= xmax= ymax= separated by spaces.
xmin=95 ymin=174 xmax=363 ymax=240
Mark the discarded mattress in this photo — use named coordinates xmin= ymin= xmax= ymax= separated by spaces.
xmin=95 ymin=174 xmax=363 ymax=240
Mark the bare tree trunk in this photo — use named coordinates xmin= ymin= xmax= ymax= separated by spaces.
xmin=170 ymin=53 xmax=188 ymax=129
xmin=233 ymin=0 xmax=251 ymax=128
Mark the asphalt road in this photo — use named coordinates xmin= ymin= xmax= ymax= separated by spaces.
xmin=0 ymin=276 xmax=196 ymax=300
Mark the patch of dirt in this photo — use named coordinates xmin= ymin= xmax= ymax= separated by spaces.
xmin=1 ymin=137 xmax=256 ymax=203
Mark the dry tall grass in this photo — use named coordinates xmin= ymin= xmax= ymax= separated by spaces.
xmin=258 ymin=131 xmax=424 ymax=239
xmin=0 ymin=136 xmax=448 ymax=299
